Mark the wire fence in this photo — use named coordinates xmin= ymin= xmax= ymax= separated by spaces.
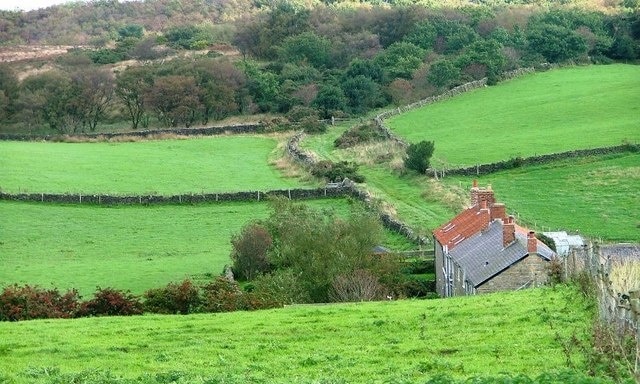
xmin=565 ymin=243 xmax=640 ymax=379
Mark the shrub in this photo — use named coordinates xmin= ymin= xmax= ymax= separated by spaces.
xmin=310 ymin=160 xmax=365 ymax=183
xmin=201 ymin=277 xmax=244 ymax=312
xmin=334 ymin=122 xmax=386 ymax=149
xmin=249 ymin=269 xmax=311 ymax=307
xmin=231 ymin=223 xmax=272 ymax=281
xmin=402 ymin=276 xmax=436 ymax=298
xmin=79 ymin=287 xmax=143 ymax=317
xmin=329 ymin=269 xmax=386 ymax=302
xmin=404 ymin=140 xmax=435 ymax=174
xmin=300 ymin=115 xmax=326 ymax=134
xmin=546 ymin=258 xmax=564 ymax=285
xmin=0 ymin=284 xmax=80 ymax=321
xmin=143 ymin=279 xmax=201 ymax=315
xmin=286 ymin=105 xmax=319 ymax=123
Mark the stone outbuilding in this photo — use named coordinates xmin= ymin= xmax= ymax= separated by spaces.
xmin=433 ymin=181 xmax=556 ymax=297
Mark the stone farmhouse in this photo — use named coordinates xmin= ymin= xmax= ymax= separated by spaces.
xmin=433 ymin=181 xmax=556 ymax=297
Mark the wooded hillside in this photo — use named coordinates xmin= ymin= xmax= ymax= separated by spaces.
xmin=0 ymin=0 xmax=638 ymax=134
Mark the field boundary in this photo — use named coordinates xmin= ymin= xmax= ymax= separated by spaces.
xmin=373 ymin=68 xmax=535 ymax=147
xmin=370 ymin=67 xmax=640 ymax=178
xmin=0 ymin=122 xmax=270 ymax=141
xmin=0 ymin=184 xmax=429 ymax=245
xmin=0 ymin=186 xmax=354 ymax=204
xmin=285 ymin=130 xmax=429 ymax=245
xmin=431 ymin=143 xmax=639 ymax=178
xmin=566 ymin=243 xmax=640 ymax=380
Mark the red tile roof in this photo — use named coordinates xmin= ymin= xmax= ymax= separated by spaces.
xmin=433 ymin=205 xmax=491 ymax=250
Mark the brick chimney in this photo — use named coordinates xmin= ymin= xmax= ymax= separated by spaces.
xmin=470 ymin=179 xmax=479 ymax=207
xmin=491 ymin=203 xmax=506 ymax=221
xmin=503 ymin=216 xmax=515 ymax=247
xmin=527 ymin=231 xmax=537 ymax=254
xmin=477 ymin=184 xmax=495 ymax=208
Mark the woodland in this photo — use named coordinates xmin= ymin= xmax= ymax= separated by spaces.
xmin=0 ymin=0 xmax=638 ymax=134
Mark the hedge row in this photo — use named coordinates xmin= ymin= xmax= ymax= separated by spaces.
xmin=0 ymin=278 xmax=282 ymax=322
xmin=437 ymin=143 xmax=639 ymax=177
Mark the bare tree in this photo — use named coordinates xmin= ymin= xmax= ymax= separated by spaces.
xmin=330 ymin=269 xmax=386 ymax=302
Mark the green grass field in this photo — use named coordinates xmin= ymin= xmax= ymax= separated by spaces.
xmin=0 ymin=135 xmax=312 ymax=195
xmin=0 ymin=285 xmax=595 ymax=383
xmin=387 ymin=64 xmax=640 ymax=167
xmin=0 ymin=199 xmax=415 ymax=296
xmin=443 ymin=152 xmax=640 ymax=242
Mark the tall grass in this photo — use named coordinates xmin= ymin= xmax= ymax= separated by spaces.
xmin=610 ymin=260 xmax=640 ymax=294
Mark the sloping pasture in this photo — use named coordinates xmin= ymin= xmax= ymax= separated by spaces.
xmin=0 ymin=199 xmax=415 ymax=296
xmin=442 ymin=152 xmax=640 ymax=242
xmin=386 ymin=64 xmax=640 ymax=168
xmin=0 ymin=285 xmax=594 ymax=383
xmin=0 ymin=134 xmax=312 ymax=195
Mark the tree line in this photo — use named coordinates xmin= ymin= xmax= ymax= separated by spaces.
xmin=0 ymin=3 xmax=638 ymax=134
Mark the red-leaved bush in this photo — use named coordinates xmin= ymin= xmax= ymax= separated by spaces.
xmin=0 ymin=284 xmax=81 ymax=321
xmin=77 ymin=287 xmax=143 ymax=317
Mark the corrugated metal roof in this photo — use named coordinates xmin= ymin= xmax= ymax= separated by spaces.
xmin=543 ymin=231 xmax=585 ymax=256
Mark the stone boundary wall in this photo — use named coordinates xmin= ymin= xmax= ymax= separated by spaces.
xmin=284 ymin=131 xmax=429 ymax=245
xmin=285 ymin=131 xmax=317 ymax=167
xmin=0 ymin=184 xmax=428 ymax=245
xmin=0 ymin=123 xmax=266 ymax=141
xmin=438 ymin=143 xmax=639 ymax=178
xmin=373 ymin=67 xmax=536 ymax=148
xmin=0 ymin=187 xmax=354 ymax=205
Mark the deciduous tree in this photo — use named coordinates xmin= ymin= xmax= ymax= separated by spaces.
xmin=144 ymin=75 xmax=202 ymax=127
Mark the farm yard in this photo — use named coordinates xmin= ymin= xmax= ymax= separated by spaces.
xmin=1 ymin=60 xmax=638 ymax=382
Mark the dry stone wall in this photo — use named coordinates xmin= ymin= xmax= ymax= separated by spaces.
xmin=284 ymin=133 xmax=428 ymax=245
xmin=0 ymin=187 xmax=355 ymax=205
xmin=439 ymin=144 xmax=639 ymax=177
xmin=0 ymin=123 xmax=266 ymax=141
xmin=373 ymin=68 xmax=535 ymax=148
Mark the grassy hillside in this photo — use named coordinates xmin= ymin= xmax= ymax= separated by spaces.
xmin=443 ymin=152 xmax=640 ymax=242
xmin=299 ymin=66 xmax=640 ymax=242
xmin=0 ymin=135 xmax=311 ymax=195
xmin=387 ymin=64 xmax=640 ymax=168
xmin=0 ymin=286 xmax=595 ymax=383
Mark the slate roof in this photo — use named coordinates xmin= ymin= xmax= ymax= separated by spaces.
xmin=433 ymin=205 xmax=490 ymax=250
xmin=599 ymin=244 xmax=640 ymax=261
xmin=448 ymin=220 xmax=555 ymax=287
